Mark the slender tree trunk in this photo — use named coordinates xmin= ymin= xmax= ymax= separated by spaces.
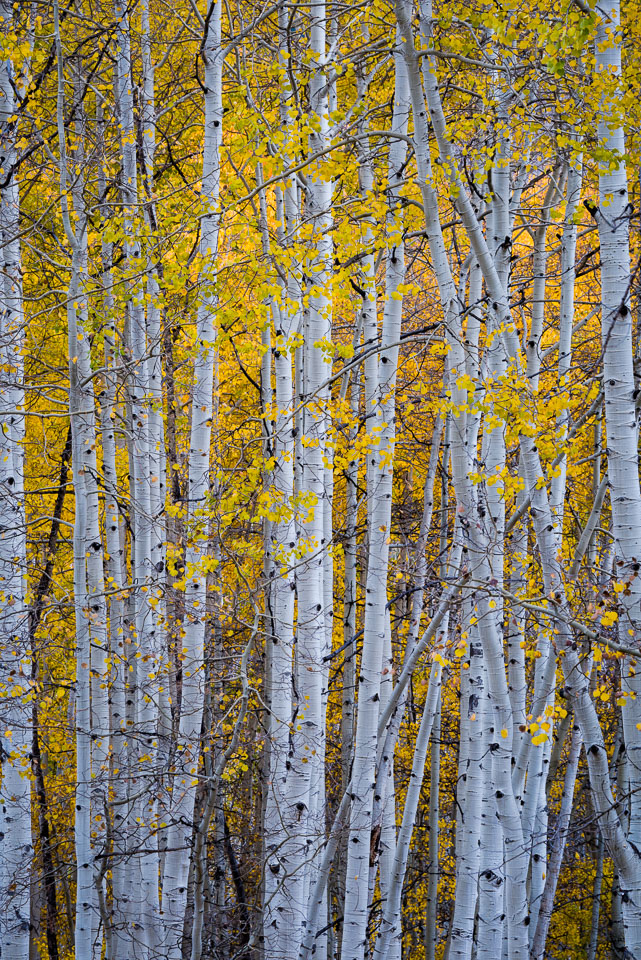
xmin=530 ymin=724 xmax=582 ymax=960
xmin=424 ymin=691 xmax=441 ymax=960
xmin=159 ymin=1 xmax=223 ymax=953
xmin=0 ymin=5 xmax=31 ymax=954
xmin=340 ymin=37 xmax=409 ymax=960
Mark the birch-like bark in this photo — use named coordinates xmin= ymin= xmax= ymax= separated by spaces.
xmin=397 ymin=10 xmax=641 ymax=956
xmin=592 ymin=0 xmax=641 ymax=946
xmin=300 ymin=562 xmax=464 ymax=960
xmin=357 ymin=29 xmax=391 ymax=939
xmin=139 ymin=0 xmax=169 ymax=745
xmin=549 ymin=160 xmax=582 ymax=525
xmin=52 ymin=10 xmax=102 ymax=953
xmin=262 ymin=7 xmax=303 ymax=953
xmin=371 ymin=623 xmax=398 ymax=959
xmin=372 ymin=657 xmax=446 ymax=960
xmin=369 ymin=408 xmax=443 ymax=950
xmin=476 ymin=681 xmax=505 ymax=960
xmin=394 ymin=4 xmax=533 ymax=954
xmin=340 ymin=36 xmax=409 ymax=960
xmin=530 ymin=723 xmax=582 ymax=960
xmin=525 ymin=171 xmax=564 ymax=390
xmin=341 ymin=373 xmax=359 ymax=794
xmin=0 ymin=3 xmax=30 ymax=953
xmin=289 ymin=2 xmax=333 ymax=947
xmin=527 ymin=161 xmax=582 ymax=943
xmin=15 ymin=3 xmax=641 ymax=957
xmin=587 ymin=831 xmax=605 ymax=960
xmin=424 ymin=690 xmax=441 ymax=960
xmin=94 ymin=96 xmax=131 ymax=959
xmin=114 ymin=6 xmax=160 ymax=952
xmin=448 ymin=602 xmax=483 ymax=960
xmin=161 ymin=3 xmax=223 ymax=954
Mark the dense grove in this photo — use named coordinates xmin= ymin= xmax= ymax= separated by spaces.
xmin=0 ymin=0 xmax=639 ymax=958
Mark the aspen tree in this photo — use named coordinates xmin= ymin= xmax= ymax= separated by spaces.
xmin=0 ymin=2 xmax=30 ymax=955
xmin=95 ymin=99 xmax=130 ymax=959
xmin=53 ymin=47 xmax=94 ymax=960
xmin=593 ymin=0 xmax=641 ymax=944
xmin=10 ymin=0 xmax=641 ymax=955
xmin=112 ymin=6 xmax=162 ymax=954
xmin=284 ymin=2 xmax=333 ymax=951
xmin=405 ymin=0 xmax=641 ymax=953
xmin=340 ymin=28 xmax=411 ymax=960
xmin=530 ymin=724 xmax=582 ymax=960
xmin=160 ymin=0 xmax=223 ymax=954
xmin=424 ymin=689 xmax=441 ymax=960
xmin=262 ymin=7 xmax=305 ymax=956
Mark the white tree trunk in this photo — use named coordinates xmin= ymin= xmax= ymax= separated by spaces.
xmin=0 ymin=4 xmax=31 ymax=953
xmin=161 ymin=3 xmax=223 ymax=955
xmin=262 ymin=7 xmax=303 ymax=953
xmin=530 ymin=723 xmax=582 ymax=960
xmin=340 ymin=37 xmax=409 ymax=960
xmin=372 ymin=657 xmax=446 ymax=960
